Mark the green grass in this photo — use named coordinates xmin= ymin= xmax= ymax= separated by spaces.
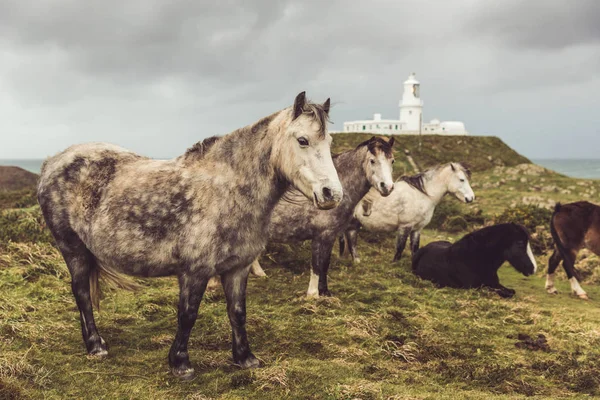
xmin=1 ymin=232 xmax=600 ymax=399
xmin=2 ymin=135 xmax=600 ymax=399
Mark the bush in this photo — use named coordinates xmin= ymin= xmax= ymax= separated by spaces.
xmin=495 ymin=204 xmax=554 ymax=254
xmin=0 ymin=189 xmax=37 ymax=210
xmin=429 ymin=198 xmax=485 ymax=232
xmin=0 ymin=207 xmax=54 ymax=245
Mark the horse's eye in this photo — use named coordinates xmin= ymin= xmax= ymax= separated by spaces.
xmin=391 ymin=160 xmax=395 ymax=164
xmin=370 ymin=159 xmax=376 ymax=165
xmin=460 ymin=179 xmax=465 ymax=182
xmin=297 ymin=137 xmax=309 ymax=147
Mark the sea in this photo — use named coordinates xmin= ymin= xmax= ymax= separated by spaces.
xmin=1 ymin=158 xmax=600 ymax=179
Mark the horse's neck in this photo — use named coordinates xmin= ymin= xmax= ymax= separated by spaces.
xmin=335 ymin=149 xmax=370 ymax=203
xmin=423 ymin=170 xmax=450 ymax=204
xmin=202 ymin=114 xmax=288 ymax=211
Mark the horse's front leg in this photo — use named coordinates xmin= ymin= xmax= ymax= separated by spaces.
xmin=409 ymin=230 xmax=421 ymax=257
xmin=392 ymin=228 xmax=410 ymax=262
xmin=482 ymin=274 xmax=515 ymax=298
xmin=221 ymin=265 xmax=260 ymax=368
xmin=169 ymin=273 xmax=209 ymax=379
xmin=307 ymin=237 xmax=335 ymax=297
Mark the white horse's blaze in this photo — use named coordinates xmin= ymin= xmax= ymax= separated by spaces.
xmin=545 ymin=273 xmax=558 ymax=294
xmin=569 ymin=277 xmax=588 ymax=298
xmin=526 ymin=241 xmax=537 ymax=273
xmin=307 ymin=271 xmax=319 ymax=297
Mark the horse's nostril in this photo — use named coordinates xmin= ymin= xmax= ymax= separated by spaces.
xmin=380 ymin=182 xmax=386 ymax=189
xmin=322 ymin=187 xmax=333 ymax=201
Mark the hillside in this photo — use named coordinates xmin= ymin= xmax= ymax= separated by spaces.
xmin=331 ymin=133 xmax=531 ymax=175
xmin=0 ymin=166 xmax=38 ymax=191
xmin=2 ymin=135 xmax=600 ymax=399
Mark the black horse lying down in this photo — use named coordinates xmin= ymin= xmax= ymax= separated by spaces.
xmin=412 ymin=223 xmax=537 ymax=298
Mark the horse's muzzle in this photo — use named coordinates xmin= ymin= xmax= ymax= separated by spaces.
xmin=379 ymin=182 xmax=394 ymax=197
xmin=314 ymin=187 xmax=342 ymax=210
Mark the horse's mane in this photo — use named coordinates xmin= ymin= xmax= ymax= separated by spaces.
xmin=398 ymin=162 xmax=471 ymax=196
xmin=456 ymin=223 xmax=530 ymax=249
xmin=179 ymin=100 xmax=329 ymax=164
xmin=300 ymin=102 xmax=331 ymax=138
xmin=183 ymin=135 xmax=221 ymax=159
xmin=399 ymin=173 xmax=428 ymax=196
xmin=356 ymin=137 xmax=394 ymax=157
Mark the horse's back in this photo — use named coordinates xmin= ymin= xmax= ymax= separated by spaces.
xmin=412 ymin=241 xmax=454 ymax=285
xmin=357 ymin=181 xmax=432 ymax=232
xmin=554 ymin=201 xmax=600 ymax=253
xmin=38 ymin=143 xmax=146 ymax=237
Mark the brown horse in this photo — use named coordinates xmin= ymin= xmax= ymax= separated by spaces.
xmin=37 ymin=92 xmax=343 ymax=378
xmin=546 ymin=201 xmax=600 ymax=299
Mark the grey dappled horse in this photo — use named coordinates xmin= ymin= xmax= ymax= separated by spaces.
xmin=37 ymin=92 xmax=342 ymax=379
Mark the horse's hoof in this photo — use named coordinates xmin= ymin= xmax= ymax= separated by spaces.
xmin=352 ymin=258 xmax=361 ymax=265
xmin=577 ymin=293 xmax=589 ymax=300
xmin=87 ymin=337 xmax=108 ymax=358
xmin=172 ymin=366 xmax=195 ymax=380
xmin=306 ymin=291 xmax=319 ymax=299
xmin=319 ymin=289 xmax=333 ymax=297
xmin=237 ymin=355 xmax=261 ymax=369
xmin=546 ymin=287 xmax=558 ymax=295
xmin=88 ymin=348 xmax=108 ymax=358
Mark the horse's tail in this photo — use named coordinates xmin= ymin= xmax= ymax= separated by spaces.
xmin=89 ymin=260 xmax=141 ymax=310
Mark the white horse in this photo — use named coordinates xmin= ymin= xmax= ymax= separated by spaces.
xmin=341 ymin=162 xmax=475 ymax=263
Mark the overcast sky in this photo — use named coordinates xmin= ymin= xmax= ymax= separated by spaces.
xmin=0 ymin=0 xmax=599 ymax=160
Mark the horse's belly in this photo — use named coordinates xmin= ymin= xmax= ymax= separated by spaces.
xmin=357 ymin=210 xmax=398 ymax=233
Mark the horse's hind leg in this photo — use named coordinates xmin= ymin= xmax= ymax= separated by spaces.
xmin=392 ymin=228 xmax=410 ymax=262
xmin=562 ymin=250 xmax=588 ymax=299
xmin=545 ymin=249 xmax=561 ymax=294
xmin=221 ymin=265 xmax=259 ymax=368
xmin=346 ymin=229 xmax=361 ymax=264
xmin=169 ymin=273 xmax=209 ymax=379
xmin=57 ymin=234 xmax=108 ymax=357
xmin=338 ymin=234 xmax=346 ymax=258
xmin=409 ymin=230 xmax=421 ymax=257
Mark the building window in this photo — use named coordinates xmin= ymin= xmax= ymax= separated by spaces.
xmin=376 ymin=124 xmax=379 ymax=129
xmin=409 ymin=110 xmax=412 ymax=115
xmin=362 ymin=125 xmax=366 ymax=131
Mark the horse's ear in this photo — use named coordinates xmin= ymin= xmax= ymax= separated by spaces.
xmin=388 ymin=137 xmax=395 ymax=147
xmin=323 ymin=98 xmax=331 ymax=115
xmin=370 ymin=136 xmax=376 ymax=142
xmin=293 ymin=91 xmax=306 ymax=120
xmin=451 ymin=163 xmax=456 ymax=172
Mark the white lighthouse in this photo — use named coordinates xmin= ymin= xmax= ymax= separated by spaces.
xmin=340 ymin=73 xmax=468 ymax=136
xmin=399 ymin=73 xmax=423 ymax=133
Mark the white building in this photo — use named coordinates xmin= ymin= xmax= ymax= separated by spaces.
xmin=341 ymin=73 xmax=468 ymax=136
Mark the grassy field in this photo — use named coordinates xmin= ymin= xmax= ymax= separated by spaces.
xmin=1 ymin=135 xmax=600 ymax=399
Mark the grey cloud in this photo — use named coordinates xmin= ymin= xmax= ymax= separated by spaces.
xmin=0 ymin=0 xmax=598 ymax=160
xmin=466 ymin=0 xmax=600 ymax=50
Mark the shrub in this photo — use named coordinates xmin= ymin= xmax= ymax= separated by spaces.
xmin=0 ymin=189 xmax=37 ymax=210
xmin=495 ymin=204 xmax=554 ymax=254
xmin=429 ymin=198 xmax=485 ymax=232
xmin=0 ymin=207 xmax=54 ymax=245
